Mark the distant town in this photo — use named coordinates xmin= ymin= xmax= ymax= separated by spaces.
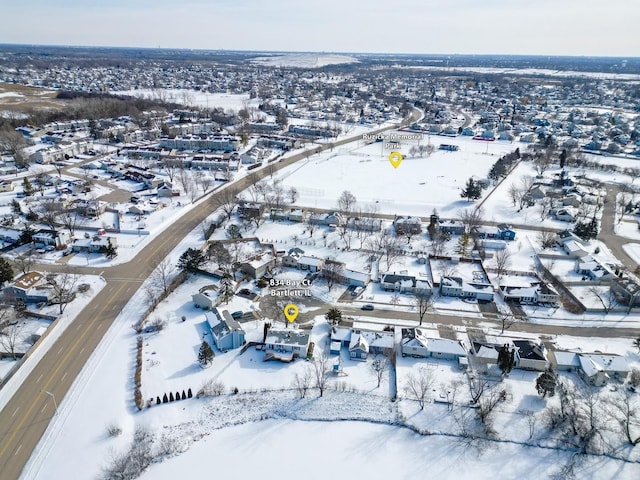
xmin=0 ymin=46 xmax=639 ymax=480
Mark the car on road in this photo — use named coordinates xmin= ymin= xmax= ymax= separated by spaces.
xmin=361 ymin=304 xmax=374 ymax=311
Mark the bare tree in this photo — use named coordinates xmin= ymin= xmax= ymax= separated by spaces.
xmin=611 ymin=389 xmax=640 ymax=446
xmin=195 ymin=172 xmax=213 ymax=195
xmin=537 ymin=229 xmax=557 ymax=249
xmin=292 ymin=366 xmax=314 ymax=398
xmin=493 ymin=249 xmax=512 ymax=282
xmin=429 ymin=228 xmax=447 ymax=257
xmin=0 ymin=125 xmax=29 ymax=167
xmin=518 ymin=176 xmax=536 ymax=210
xmin=13 ymin=253 xmax=35 ymax=275
xmin=151 ymin=256 xmax=176 ymax=295
xmin=537 ymin=197 xmax=553 ymax=221
xmin=589 ymin=286 xmax=617 ymax=313
xmin=323 ymin=259 xmax=344 ymax=291
xmin=404 ymin=367 xmax=434 ymax=409
xmin=305 ymin=215 xmax=320 ymax=237
xmin=59 ymin=208 xmax=86 ymax=236
xmin=337 ymin=190 xmax=357 ymax=216
xmin=458 ymin=206 xmax=484 ymax=237
xmin=496 ymin=311 xmax=518 ymax=334
xmin=477 ymin=384 xmax=510 ymax=432
xmin=213 ymin=188 xmax=240 ymax=221
xmin=37 ymin=198 xmax=62 ymax=233
xmin=312 ymin=354 xmax=331 ymax=397
xmin=160 ymin=158 xmax=182 ymax=183
xmin=507 ymin=182 xmax=523 ymax=207
xmin=533 ymin=148 xmax=554 ymax=177
xmin=366 ymin=229 xmax=403 ymax=270
xmin=370 ymin=355 xmax=389 ymax=388
xmin=0 ymin=322 xmax=21 ymax=360
xmin=49 ymin=270 xmax=78 ymax=314
xmin=414 ymin=291 xmax=433 ymax=325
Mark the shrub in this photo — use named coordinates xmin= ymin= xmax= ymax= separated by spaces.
xmin=106 ymin=422 xmax=122 ymax=437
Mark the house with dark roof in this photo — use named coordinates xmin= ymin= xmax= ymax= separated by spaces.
xmin=512 ymin=340 xmax=548 ymax=371
xmin=380 ymin=272 xmax=431 ymax=295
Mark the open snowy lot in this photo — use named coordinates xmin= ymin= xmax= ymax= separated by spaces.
xmin=275 ymin=134 xmax=517 ymax=217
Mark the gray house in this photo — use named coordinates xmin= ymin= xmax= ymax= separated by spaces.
xmin=207 ymin=308 xmax=245 ymax=351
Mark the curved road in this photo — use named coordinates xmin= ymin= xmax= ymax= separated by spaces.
xmin=0 ymin=113 xmax=418 ymax=480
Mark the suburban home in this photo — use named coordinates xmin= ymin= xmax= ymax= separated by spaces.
xmin=240 ymin=251 xmax=276 ymax=279
xmin=555 ymin=207 xmax=578 ymax=222
xmin=281 ymin=247 xmax=305 ymax=268
xmin=347 ymin=217 xmax=382 ymax=232
xmin=400 ymin=328 xmax=467 ymax=361
xmin=563 ymin=239 xmax=589 ymax=258
xmin=33 ymin=230 xmax=70 ymax=248
xmin=207 ymin=308 xmax=245 ymax=351
xmin=393 ymin=216 xmax=422 ymax=235
xmin=512 ymin=340 xmax=549 ymax=371
xmin=157 ymin=181 xmax=180 ymax=197
xmin=71 ymin=235 xmax=118 ymax=254
xmin=297 ymin=255 xmax=325 ymax=273
xmin=264 ymin=327 xmax=311 ymax=361
xmin=380 ymin=273 xmax=432 ymax=294
xmin=439 ymin=276 xmax=494 ymax=302
xmin=0 ymin=180 xmax=14 ymax=192
xmin=551 ymin=350 xmax=630 ymax=386
xmin=348 ymin=329 xmax=394 ymax=361
xmin=237 ymin=201 xmax=264 ymax=220
xmin=499 ymin=282 xmax=559 ymax=306
xmin=610 ymin=276 xmax=640 ymax=310
xmin=340 ymin=268 xmax=371 ymax=288
xmin=192 ymin=288 xmax=216 ymax=309
xmin=574 ymin=256 xmax=615 ymax=280
xmin=3 ymin=271 xmax=53 ymax=304
xmin=438 ymin=219 xmax=465 ymax=236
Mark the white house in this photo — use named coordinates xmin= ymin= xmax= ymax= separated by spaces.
xmin=207 ymin=308 xmax=245 ymax=351
xmin=264 ymin=327 xmax=311 ymax=361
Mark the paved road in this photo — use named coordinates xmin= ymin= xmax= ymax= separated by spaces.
xmin=599 ymin=185 xmax=638 ymax=272
xmin=0 ymin=115 xmax=417 ymax=480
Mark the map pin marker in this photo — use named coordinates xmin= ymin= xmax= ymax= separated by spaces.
xmin=284 ymin=304 xmax=299 ymax=323
xmin=389 ymin=151 xmax=403 ymax=169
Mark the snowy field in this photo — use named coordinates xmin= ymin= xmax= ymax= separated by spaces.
xmin=113 ymin=89 xmax=262 ymax=112
xmin=251 ymin=53 xmax=358 ymax=68
xmin=139 ymin=419 xmax=638 ymax=480
xmin=275 ymin=133 xmax=518 ymax=217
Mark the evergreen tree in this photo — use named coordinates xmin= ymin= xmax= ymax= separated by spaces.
xmin=536 ymin=368 xmax=557 ymax=398
xmin=219 ymin=274 xmax=234 ymax=304
xmin=156 ymin=396 xmax=161 ymax=405
xmin=455 ymin=233 xmax=471 ymax=257
xmin=169 ymin=392 xmax=175 ymax=402
xmin=497 ymin=344 xmax=515 ymax=375
xmin=460 ymin=177 xmax=483 ymax=201
xmin=176 ymin=391 xmax=180 ymax=401
xmin=22 ymin=177 xmax=33 ymax=196
xmin=187 ymin=388 xmax=193 ymax=398
xmin=198 ymin=341 xmax=214 ymax=367
xmin=324 ymin=307 xmax=342 ymax=325
xmin=0 ymin=257 xmax=14 ymax=286
xmin=574 ymin=217 xmax=599 ymax=241
xmin=177 ymin=247 xmax=207 ymax=273
xmin=162 ymin=393 xmax=168 ymax=403
xmin=181 ymin=390 xmax=187 ymax=400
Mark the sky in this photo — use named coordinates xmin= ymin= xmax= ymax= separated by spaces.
xmin=1 ymin=0 xmax=639 ymax=57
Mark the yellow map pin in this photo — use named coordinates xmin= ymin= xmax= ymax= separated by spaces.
xmin=284 ymin=304 xmax=299 ymax=323
xmin=389 ymin=151 xmax=403 ymax=169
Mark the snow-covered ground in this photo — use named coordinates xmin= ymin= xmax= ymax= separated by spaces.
xmin=251 ymin=53 xmax=358 ymax=68
xmin=113 ymin=89 xmax=262 ymax=112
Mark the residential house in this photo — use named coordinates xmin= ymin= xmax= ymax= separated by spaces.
xmin=192 ymin=288 xmax=216 ymax=309
xmin=33 ymin=230 xmax=70 ymax=248
xmin=393 ymin=216 xmax=422 ymax=235
xmin=3 ymin=271 xmax=53 ymax=304
xmin=381 ymin=273 xmax=432 ymax=294
xmin=512 ymin=340 xmax=548 ymax=371
xmin=71 ymin=235 xmax=117 ymax=254
xmin=348 ymin=328 xmax=394 ymax=361
xmin=0 ymin=180 xmax=14 ymax=192
xmin=610 ymin=276 xmax=640 ymax=310
xmin=240 ymin=251 xmax=276 ymax=279
xmin=157 ymin=181 xmax=180 ymax=197
xmin=264 ymin=327 xmax=311 ymax=361
xmin=297 ymin=255 xmax=325 ymax=273
xmin=438 ymin=219 xmax=465 ymax=236
xmin=499 ymin=282 xmax=559 ymax=306
xmin=207 ymin=308 xmax=245 ymax=351
xmin=439 ymin=276 xmax=494 ymax=302
xmin=575 ymin=256 xmax=615 ymax=280
xmin=400 ymin=328 xmax=467 ymax=361
xmin=237 ymin=201 xmax=264 ymax=220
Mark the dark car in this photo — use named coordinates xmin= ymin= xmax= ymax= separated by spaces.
xmin=361 ymin=304 xmax=374 ymax=311
xmin=231 ymin=311 xmax=244 ymax=319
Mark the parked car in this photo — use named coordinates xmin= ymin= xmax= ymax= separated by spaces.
xmin=361 ymin=304 xmax=374 ymax=311
xmin=231 ymin=311 xmax=244 ymax=319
